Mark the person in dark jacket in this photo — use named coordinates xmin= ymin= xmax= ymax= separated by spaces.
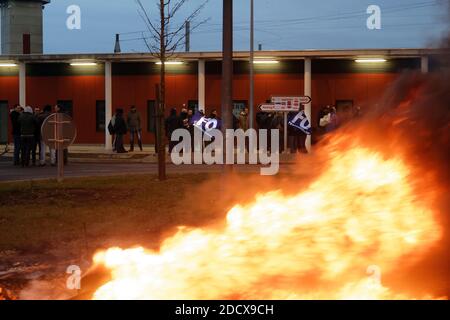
xmin=180 ymin=108 xmax=188 ymax=121
xmin=18 ymin=106 xmax=38 ymax=167
xmin=287 ymin=111 xmax=307 ymax=154
xmin=113 ymin=108 xmax=128 ymax=153
xmin=127 ymin=106 xmax=143 ymax=152
xmin=36 ymin=105 xmax=52 ymax=166
xmin=10 ymin=104 xmax=23 ymax=165
xmin=271 ymin=112 xmax=285 ymax=154
xmin=209 ymin=109 xmax=218 ymax=119
xmin=165 ymin=108 xmax=182 ymax=153
xmin=239 ymin=108 xmax=249 ymax=131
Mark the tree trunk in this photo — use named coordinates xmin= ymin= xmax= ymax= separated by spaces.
xmin=157 ymin=0 xmax=166 ymax=181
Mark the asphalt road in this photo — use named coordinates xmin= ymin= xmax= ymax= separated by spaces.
xmin=0 ymin=157 xmax=288 ymax=182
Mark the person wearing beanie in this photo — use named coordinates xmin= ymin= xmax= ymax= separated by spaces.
xmin=18 ymin=106 xmax=38 ymax=167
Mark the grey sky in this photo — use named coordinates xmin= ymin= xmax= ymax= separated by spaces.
xmin=41 ymin=0 xmax=449 ymax=53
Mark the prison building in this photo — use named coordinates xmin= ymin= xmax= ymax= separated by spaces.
xmin=0 ymin=49 xmax=444 ymax=147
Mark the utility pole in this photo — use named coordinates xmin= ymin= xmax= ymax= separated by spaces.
xmin=185 ymin=21 xmax=190 ymax=52
xmin=222 ymin=0 xmax=233 ymax=170
xmin=114 ymin=34 xmax=121 ymax=53
xmin=249 ymin=0 xmax=254 ymax=129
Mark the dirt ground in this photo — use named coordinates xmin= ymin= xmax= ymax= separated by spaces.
xmin=0 ymin=171 xmax=305 ymax=299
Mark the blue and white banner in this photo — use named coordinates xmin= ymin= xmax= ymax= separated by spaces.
xmin=288 ymin=110 xmax=311 ymax=135
xmin=190 ymin=111 xmax=222 ymax=137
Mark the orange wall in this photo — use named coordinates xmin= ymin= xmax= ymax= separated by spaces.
xmin=206 ymin=72 xmax=398 ymax=126
xmin=0 ymin=76 xmax=19 ymax=141
xmin=206 ymin=73 xmax=304 ymax=114
xmin=112 ymin=74 xmax=198 ymax=143
xmin=26 ymin=75 xmax=105 ymax=143
xmin=0 ymin=76 xmax=19 ymax=104
xmin=1 ymin=72 xmax=399 ymax=144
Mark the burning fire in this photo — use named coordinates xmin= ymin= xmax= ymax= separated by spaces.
xmin=90 ymin=145 xmax=443 ymax=300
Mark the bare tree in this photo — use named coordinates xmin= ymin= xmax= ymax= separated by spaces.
xmin=135 ymin=0 xmax=209 ymax=181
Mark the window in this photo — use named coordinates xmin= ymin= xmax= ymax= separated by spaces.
xmin=335 ymin=100 xmax=353 ymax=113
xmin=335 ymin=100 xmax=354 ymax=123
xmin=0 ymin=101 xmax=8 ymax=144
xmin=96 ymin=100 xmax=105 ymax=132
xmin=147 ymin=100 xmax=156 ymax=133
xmin=233 ymin=100 xmax=247 ymax=118
xmin=188 ymin=100 xmax=199 ymax=113
xmin=57 ymin=100 xmax=73 ymax=117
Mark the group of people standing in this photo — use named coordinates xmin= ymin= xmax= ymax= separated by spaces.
xmin=255 ymin=110 xmax=308 ymax=153
xmin=108 ymin=106 xmax=143 ymax=153
xmin=317 ymin=105 xmax=362 ymax=134
xmin=107 ymin=104 xmax=354 ymax=155
xmin=318 ymin=105 xmax=340 ymax=133
xmin=165 ymin=107 xmax=242 ymax=153
xmin=9 ymin=104 xmax=67 ymax=167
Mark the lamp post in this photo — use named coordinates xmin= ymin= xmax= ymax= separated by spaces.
xmin=249 ymin=0 xmax=254 ymax=129
xmin=222 ymin=0 xmax=233 ymax=170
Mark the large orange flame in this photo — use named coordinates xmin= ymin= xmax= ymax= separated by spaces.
xmin=90 ymin=146 xmax=443 ymax=300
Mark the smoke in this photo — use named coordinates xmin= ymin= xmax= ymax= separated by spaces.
xmin=24 ymin=10 xmax=450 ymax=300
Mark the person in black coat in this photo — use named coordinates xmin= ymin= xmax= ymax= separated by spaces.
xmin=18 ymin=106 xmax=38 ymax=167
xmin=165 ymin=108 xmax=183 ymax=153
xmin=113 ymin=108 xmax=128 ymax=153
xmin=10 ymin=104 xmax=23 ymax=165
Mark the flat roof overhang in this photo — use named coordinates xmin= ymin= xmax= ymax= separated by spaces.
xmin=0 ymin=48 xmax=447 ymax=63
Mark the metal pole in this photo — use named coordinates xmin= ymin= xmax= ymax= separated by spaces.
xmin=249 ymin=0 xmax=254 ymax=129
xmin=222 ymin=0 xmax=233 ymax=168
xmin=284 ymin=112 xmax=288 ymax=154
xmin=198 ymin=60 xmax=206 ymax=112
xmin=304 ymin=58 xmax=312 ymax=152
xmin=185 ymin=21 xmax=190 ymax=52
xmin=57 ymin=113 xmax=64 ymax=182
xmin=105 ymin=61 xmax=112 ymax=151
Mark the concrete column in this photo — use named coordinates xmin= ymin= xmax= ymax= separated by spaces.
xmin=198 ymin=59 xmax=205 ymax=112
xmin=304 ymin=58 xmax=312 ymax=152
xmin=19 ymin=62 xmax=26 ymax=106
xmin=105 ymin=61 xmax=112 ymax=151
xmin=421 ymin=56 xmax=429 ymax=74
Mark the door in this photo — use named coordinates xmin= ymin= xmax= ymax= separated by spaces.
xmin=0 ymin=101 xmax=8 ymax=144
